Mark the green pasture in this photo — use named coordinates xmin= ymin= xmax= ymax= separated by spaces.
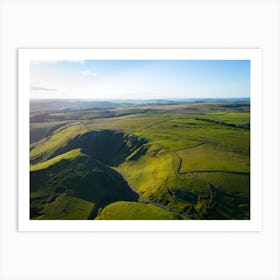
xmin=117 ymin=144 xmax=176 ymax=197
xmin=38 ymin=194 xmax=93 ymax=220
xmin=177 ymin=144 xmax=249 ymax=173
xmin=190 ymin=172 xmax=250 ymax=195
xmin=30 ymin=123 xmax=88 ymax=163
xmin=95 ymin=201 xmax=181 ymax=220
xmin=83 ymin=115 xmax=170 ymax=133
xmin=196 ymin=112 xmax=250 ymax=125
xmin=30 ymin=120 xmax=72 ymax=144
xmin=30 ymin=148 xmax=84 ymax=171
xmin=134 ymin=116 xmax=250 ymax=154
xmin=29 ymin=102 xmax=251 ymax=220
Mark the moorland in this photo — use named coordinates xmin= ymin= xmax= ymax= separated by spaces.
xmin=30 ymin=99 xmax=250 ymax=220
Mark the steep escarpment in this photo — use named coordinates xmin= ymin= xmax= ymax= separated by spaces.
xmin=52 ymin=130 xmax=147 ymax=166
xmin=30 ymin=129 xmax=147 ymax=166
xmin=30 ymin=150 xmax=139 ymax=220
xmin=30 ymin=129 xmax=152 ymax=220
xmin=29 ymin=102 xmax=250 ymax=220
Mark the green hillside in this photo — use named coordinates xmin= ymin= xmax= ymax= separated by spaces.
xmin=30 ymin=101 xmax=250 ymax=220
xmin=30 ymin=148 xmax=84 ymax=171
xmin=95 ymin=201 xmax=183 ymax=220
xmin=30 ymin=123 xmax=88 ymax=163
xmin=30 ymin=150 xmax=139 ymax=220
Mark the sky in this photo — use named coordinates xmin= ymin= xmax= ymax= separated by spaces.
xmin=30 ymin=60 xmax=250 ymax=100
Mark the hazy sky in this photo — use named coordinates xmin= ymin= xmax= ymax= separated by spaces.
xmin=30 ymin=60 xmax=250 ymax=100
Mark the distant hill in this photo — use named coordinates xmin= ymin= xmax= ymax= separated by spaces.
xmin=30 ymin=98 xmax=250 ymax=113
xmin=30 ymin=99 xmax=118 ymax=113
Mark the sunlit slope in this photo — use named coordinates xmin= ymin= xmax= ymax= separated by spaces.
xmin=30 ymin=127 xmax=147 ymax=166
xmin=30 ymin=150 xmax=138 ymax=220
xmin=117 ymin=142 xmax=250 ymax=219
xmin=30 ymin=105 xmax=250 ymax=220
xmin=30 ymin=148 xmax=84 ymax=171
xmin=30 ymin=120 xmax=72 ymax=144
xmin=95 ymin=201 xmax=182 ymax=220
xmin=113 ymin=112 xmax=250 ymax=219
xmin=117 ymin=144 xmax=178 ymax=196
xmin=176 ymin=144 xmax=249 ymax=173
xmin=133 ymin=117 xmax=249 ymax=154
xmin=30 ymin=123 xmax=88 ymax=163
xmin=195 ymin=111 xmax=250 ymax=125
xmin=30 ymin=111 xmax=249 ymax=162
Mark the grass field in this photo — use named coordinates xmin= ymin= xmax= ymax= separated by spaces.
xmin=30 ymin=148 xmax=84 ymax=171
xmin=176 ymin=144 xmax=249 ymax=173
xmin=30 ymin=123 xmax=88 ymax=163
xmin=30 ymin=100 xmax=250 ymax=220
xmin=37 ymin=194 xmax=94 ymax=220
xmin=95 ymin=201 xmax=182 ymax=220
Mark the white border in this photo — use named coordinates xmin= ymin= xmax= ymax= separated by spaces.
xmin=18 ymin=49 xmax=262 ymax=232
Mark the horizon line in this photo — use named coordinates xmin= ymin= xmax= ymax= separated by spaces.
xmin=30 ymin=97 xmax=250 ymax=101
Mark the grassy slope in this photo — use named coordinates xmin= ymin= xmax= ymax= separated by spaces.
xmin=30 ymin=149 xmax=139 ymax=220
xmin=117 ymin=115 xmax=250 ymax=194
xmin=30 ymin=148 xmax=84 ymax=171
xmin=117 ymin=144 xmax=176 ymax=197
xmin=30 ymin=123 xmax=88 ymax=163
xmin=133 ymin=117 xmax=249 ymax=154
xmin=115 ymin=112 xmax=250 ymax=219
xmin=196 ymin=112 xmax=250 ymax=125
xmin=84 ymin=115 xmax=170 ymax=134
xmin=95 ymin=201 xmax=181 ymax=220
xmin=30 ymin=120 xmax=72 ymax=144
xmin=30 ymin=105 xmax=250 ymax=220
xmin=189 ymin=172 xmax=250 ymax=195
xmin=38 ymin=194 xmax=94 ymax=220
xmin=177 ymin=144 xmax=249 ymax=173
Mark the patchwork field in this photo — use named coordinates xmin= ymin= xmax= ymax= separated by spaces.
xmin=176 ymin=144 xmax=249 ymax=173
xmin=30 ymin=100 xmax=250 ymax=220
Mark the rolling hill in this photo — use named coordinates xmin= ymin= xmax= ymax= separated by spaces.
xmin=30 ymin=100 xmax=250 ymax=220
xmin=30 ymin=149 xmax=139 ymax=219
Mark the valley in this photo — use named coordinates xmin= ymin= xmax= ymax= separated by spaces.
xmin=30 ymin=99 xmax=250 ymax=220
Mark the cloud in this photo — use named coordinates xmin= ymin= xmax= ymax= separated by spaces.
xmin=31 ymin=60 xmax=86 ymax=65
xmin=30 ymin=86 xmax=57 ymax=91
xmin=66 ymin=60 xmax=86 ymax=64
xmin=80 ymin=70 xmax=97 ymax=77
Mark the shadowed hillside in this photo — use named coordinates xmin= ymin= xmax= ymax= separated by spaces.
xmin=30 ymin=129 xmax=147 ymax=165
xmin=51 ymin=130 xmax=147 ymax=166
xmin=30 ymin=150 xmax=139 ymax=219
xmin=30 ymin=101 xmax=250 ymax=220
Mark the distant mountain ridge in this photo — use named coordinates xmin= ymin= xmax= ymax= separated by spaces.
xmin=30 ymin=98 xmax=250 ymax=113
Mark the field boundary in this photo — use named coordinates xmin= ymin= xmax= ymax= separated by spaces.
xmin=180 ymin=170 xmax=250 ymax=175
xmin=173 ymin=150 xmax=249 ymax=176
